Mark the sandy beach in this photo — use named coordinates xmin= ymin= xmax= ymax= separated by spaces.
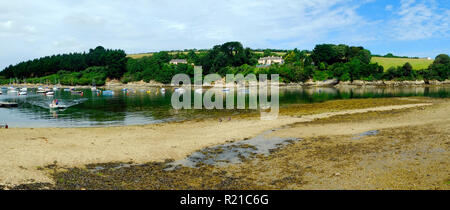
xmin=0 ymin=97 xmax=449 ymax=189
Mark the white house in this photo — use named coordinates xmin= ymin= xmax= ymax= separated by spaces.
xmin=258 ymin=56 xmax=284 ymax=65
xmin=169 ymin=59 xmax=188 ymax=65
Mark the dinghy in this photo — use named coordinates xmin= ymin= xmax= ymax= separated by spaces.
xmin=49 ymin=103 xmax=66 ymax=109
xmin=49 ymin=99 xmax=66 ymax=109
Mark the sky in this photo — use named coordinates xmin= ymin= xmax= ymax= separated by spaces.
xmin=0 ymin=0 xmax=449 ymax=69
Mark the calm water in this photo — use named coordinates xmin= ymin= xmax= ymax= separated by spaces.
xmin=0 ymin=86 xmax=449 ymax=128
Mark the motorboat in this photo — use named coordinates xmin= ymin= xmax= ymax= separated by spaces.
xmin=160 ymin=88 xmax=166 ymax=93
xmin=46 ymin=91 xmax=55 ymax=95
xmin=19 ymin=91 xmax=27 ymax=95
xmin=20 ymin=87 xmax=27 ymax=92
xmin=37 ymin=87 xmax=46 ymax=93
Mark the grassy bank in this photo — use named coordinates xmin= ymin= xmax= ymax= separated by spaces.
xmin=371 ymin=57 xmax=434 ymax=70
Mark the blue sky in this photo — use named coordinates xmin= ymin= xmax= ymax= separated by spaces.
xmin=0 ymin=0 xmax=449 ymax=69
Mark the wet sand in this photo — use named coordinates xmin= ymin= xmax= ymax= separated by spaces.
xmin=0 ymin=97 xmax=448 ymax=189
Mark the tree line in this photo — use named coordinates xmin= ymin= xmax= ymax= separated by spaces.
xmin=0 ymin=46 xmax=126 ymax=79
xmin=1 ymin=42 xmax=449 ymax=85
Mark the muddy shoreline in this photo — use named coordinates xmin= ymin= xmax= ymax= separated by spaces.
xmin=1 ymin=97 xmax=448 ymax=190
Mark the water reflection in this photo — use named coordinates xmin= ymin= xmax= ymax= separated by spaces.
xmin=0 ymin=86 xmax=449 ymax=127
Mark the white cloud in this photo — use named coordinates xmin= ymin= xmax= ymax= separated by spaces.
xmin=0 ymin=0 xmax=448 ymax=69
xmin=389 ymin=0 xmax=449 ymax=40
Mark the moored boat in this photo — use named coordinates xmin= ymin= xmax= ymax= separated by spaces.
xmin=102 ymin=90 xmax=115 ymax=96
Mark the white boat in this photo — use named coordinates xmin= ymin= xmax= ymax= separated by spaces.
xmin=160 ymin=88 xmax=166 ymax=93
xmin=174 ymin=88 xmax=186 ymax=93
xmin=102 ymin=90 xmax=114 ymax=96
xmin=20 ymin=87 xmax=27 ymax=92
xmin=91 ymin=86 xmax=97 ymax=91
xmin=19 ymin=91 xmax=27 ymax=95
xmin=46 ymin=91 xmax=54 ymax=95
xmin=9 ymin=89 xmax=18 ymax=93
xmin=222 ymin=88 xmax=230 ymax=92
xmin=195 ymin=88 xmax=203 ymax=94
xmin=49 ymin=104 xmax=66 ymax=109
xmin=0 ymin=90 xmax=3 ymax=95
xmin=53 ymin=87 xmax=59 ymax=91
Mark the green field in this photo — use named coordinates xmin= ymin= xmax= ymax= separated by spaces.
xmin=371 ymin=57 xmax=434 ymax=70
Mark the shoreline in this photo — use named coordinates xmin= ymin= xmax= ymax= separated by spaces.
xmin=3 ymin=79 xmax=450 ymax=89
xmin=0 ymin=97 xmax=447 ymax=188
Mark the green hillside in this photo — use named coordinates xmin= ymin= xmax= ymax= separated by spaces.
xmin=371 ymin=57 xmax=434 ymax=70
